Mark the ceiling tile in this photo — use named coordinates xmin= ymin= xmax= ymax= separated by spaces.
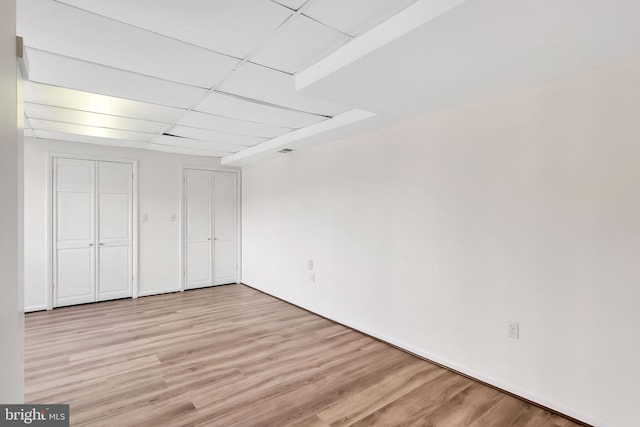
xmin=24 ymin=82 xmax=185 ymax=124
xmin=24 ymin=103 xmax=168 ymax=134
xmin=169 ymin=125 xmax=266 ymax=146
xmin=55 ymin=0 xmax=293 ymax=59
xmin=29 ymin=119 xmax=156 ymax=142
xmin=195 ymin=91 xmax=327 ymax=128
xmin=146 ymin=142 xmax=229 ymax=158
xmin=219 ymin=62 xmax=349 ymax=116
xmin=304 ymin=0 xmax=419 ymax=36
xmin=176 ymin=111 xmax=291 ymax=138
xmin=271 ymin=0 xmax=307 ymax=11
xmin=18 ymin=0 xmax=240 ymax=88
xmin=251 ymin=15 xmax=351 ymax=73
xmin=153 ymin=135 xmax=244 ymax=153
xmin=26 ymin=48 xmax=208 ymax=109
xmin=33 ymin=129 xmax=148 ymax=149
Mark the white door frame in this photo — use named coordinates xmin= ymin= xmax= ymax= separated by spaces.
xmin=179 ymin=164 xmax=241 ymax=291
xmin=47 ymin=152 xmax=139 ymax=309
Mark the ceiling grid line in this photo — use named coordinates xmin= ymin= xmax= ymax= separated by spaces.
xmin=50 ymin=0 xmax=246 ymax=64
xmin=184 ymin=111 xmax=296 ymax=132
xmin=24 ymin=117 xmax=163 ymax=136
xmin=299 ymin=13 xmax=354 ymax=38
xmin=214 ymin=90 xmax=331 ymax=118
xmin=27 ymin=46 xmax=215 ymax=90
xmin=24 ymin=101 xmax=173 ymax=124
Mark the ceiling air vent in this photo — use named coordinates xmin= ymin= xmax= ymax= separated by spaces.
xmin=278 ymin=148 xmax=293 ymax=153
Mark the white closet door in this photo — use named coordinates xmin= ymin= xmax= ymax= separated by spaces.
xmin=97 ymin=161 xmax=132 ymax=301
xmin=213 ymin=171 xmax=237 ymax=285
xmin=55 ymin=158 xmax=96 ymax=307
xmin=185 ymin=169 xmax=213 ymax=289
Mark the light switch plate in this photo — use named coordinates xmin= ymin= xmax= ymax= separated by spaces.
xmin=508 ymin=322 xmax=519 ymax=339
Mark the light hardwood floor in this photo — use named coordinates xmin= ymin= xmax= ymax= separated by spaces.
xmin=25 ymin=285 xmax=586 ymax=427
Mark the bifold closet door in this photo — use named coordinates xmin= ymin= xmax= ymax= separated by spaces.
xmin=185 ymin=169 xmax=213 ymax=289
xmin=54 ymin=158 xmax=133 ymax=307
xmin=97 ymin=162 xmax=133 ymax=301
xmin=185 ymin=169 xmax=237 ymax=289
xmin=55 ymin=158 xmax=96 ymax=307
xmin=213 ymin=171 xmax=237 ymax=285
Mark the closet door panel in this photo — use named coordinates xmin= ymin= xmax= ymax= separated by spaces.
xmin=213 ymin=240 xmax=236 ymax=284
xmin=97 ymin=162 xmax=132 ymax=301
xmin=57 ymin=248 xmax=94 ymax=305
xmin=57 ymin=192 xmax=93 ymax=245
xmin=187 ymin=241 xmax=212 ymax=285
xmin=98 ymin=193 xmax=129 ymax=240
xmin=98 ymin=246 xmax=131 ymax=297
xmin=55 ymin=158 xmax=96 ymax=307
xmin=185 ymin=169 xmax=213 ymax=289
xmin=213 ymin=171 xmax=237 ymax=285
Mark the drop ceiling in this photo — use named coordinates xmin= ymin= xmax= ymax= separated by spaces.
xmin=17 ymin=0 xmax=418 ymax=158
xmin=19 ymin=0 xmax=640 ymax=164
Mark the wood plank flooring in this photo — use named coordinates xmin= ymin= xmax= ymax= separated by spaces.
xmin=25 ymin=285 xmax=585 ymax=427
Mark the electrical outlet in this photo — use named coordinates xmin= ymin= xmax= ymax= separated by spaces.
xmin=308 ymin=260 xmax=313 ymax=270
xmin=508 ymin=322 xmax=519 ymax=339
xmin=141 ymin=214 xmax=149 ymax=222
xmin=170 ymin=213 xmax=176 ymax=222
xmin=308 ymin=273 xmax=315 ymax=283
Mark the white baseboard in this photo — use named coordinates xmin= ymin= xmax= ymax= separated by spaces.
xmin=243 ymin=284 xmax=605 ymax=427
xmin=353 ymin=326 xmax=604 ymax=427
xmin=137 ymin=288 xmax=182 ymax=297
xmin=24 ymin=305 xmax=48 ymax=313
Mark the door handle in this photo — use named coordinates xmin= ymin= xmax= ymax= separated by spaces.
xmin=207 ymin=237 xmax=211 ymax=241
xmin=99 ymin=242 xmax=105 ymax=246
xmin=89 ymin=243 xmax=94 ymax=247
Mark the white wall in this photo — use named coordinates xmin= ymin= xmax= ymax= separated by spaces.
xmin=242 ymin=59 xmax=640 ymax=427
xmin=24 ymin=138 xmax=236 ymax=309
xmin=0 ymin=0 xmax=24 ymax=404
